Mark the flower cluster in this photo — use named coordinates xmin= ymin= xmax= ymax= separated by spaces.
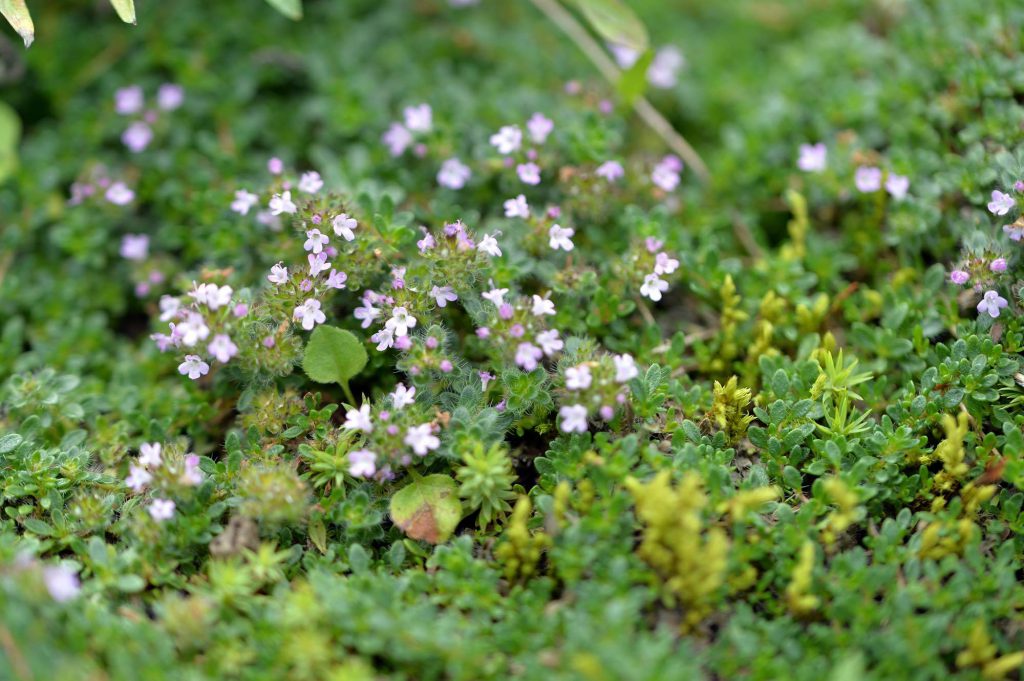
xmin=113 ymin=83 xmax=184 ymax=153
xmin=123 ymin=441 xmax=203 ymax=522
xmin=557 ymin=352 xmax=639 ymax=433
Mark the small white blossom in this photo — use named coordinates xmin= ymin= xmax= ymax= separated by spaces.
xmin=558 ymin=404 xmax=588 ymax=433
xmin=343 ymin=404 xmax=374 ymax=433
xmin=178 ymin=354 xmax=210 ymax=380
xmin=477 ymin=233 xmax=502 ymax=257
xmin=332 ymin=213 xmax=358 ymax=241
xmin=531 ymin=295 xmax=555 ymax=317
xmin=430 ymin=285 xmax=458 ymax=308
xmin=404 ymin=423 xmax=440 ymax=456
xmin=548 ymin=224 xmax=575 ymax=251
xmin=504 ymin=194 xmax=530 ymax=219
xmin=304 ymin=228 xmax=329 ymax=253
xmin=640 ymin=273 xmax=669 ymax=302
xmin=148 ymin=498 xmax=176 ymax=521
xmin=515 ymin=342 xmax=544 ymax=371
xmin=293 ymin=299 xmax=326 ymax=330
xmin=490 ymin=125 xmax=523 ymax=154
xmin=390 ymin=383 xmax=416 ymax=409
xmin=125 ymin=464 xmax=152 ymax=492
xmin=139 ymin=442 xmax=163 ymax=468
xmin=231 ymin=189 xmax=260 ymax=215
xmin=298 ymin=171 xmax=323 ymax=194
xmin=613 ymin=354 xmax=639 ymax=382
xmin=348 ymin=449 xmax=377 ymax=478
xmin=269 ymin=190 xmax=297 ymax=215
xmin=385 ymin=306 xmax=417 ymax=337
xmin=565 ymin=364 xmax=592 ymax=390
xmin=267 ymin=263 xmax=289 ymax=285
xmin=536 ymin=329 xmax=563 ymax=356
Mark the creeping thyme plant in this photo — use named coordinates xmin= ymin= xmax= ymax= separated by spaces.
xmin=4 ymin=0 xmax=1024 ymax=679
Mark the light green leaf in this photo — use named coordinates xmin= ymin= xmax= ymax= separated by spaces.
xmin=389 ymin=474 xmax=462 ymax=544
xmin=0 ymin=102 xmax=20 ymax=185
xmin=109 ymin=0 xmax=136 ymax=24
xmin=573 ymin=0 xmax=648 ymax=53
xmin=264 ymin=0 xmax=302 ymax=20
xmin=617 ymin=48 xmax=652 ymax=106
xmin=0 ymin=432 xmax=22 ymax=453
xmin=0 ymin=0 xmax=33 ymax=47
xmin=302 ymin=325 xmax=367 ymax=386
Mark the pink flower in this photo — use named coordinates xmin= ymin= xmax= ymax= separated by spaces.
xmin=343 ymin=404 xmax=374 ymax=433
xmin=148 ymin=498 xmax=176 ymax=521
xmin=105 ymin=182 xmax=135 ymax=205
xmin=854 ymin=166 xmax=882 ymax=193
xmin=536 ymin=329 xmax=563 ymax=356
xmin=178 ymin=355 xmax=210 ymax=380
xmin=139 ymin=442 xmax=163 ymax=468
xmin=438 ymin=158 xmax=472 ymax=189
xmin=614 ymin=354 xmax=639 ymax=382
xmin=654 ymin=252 xmax=679 ymax=275
xmin=308 ymin=252 xmax=331 ymax=277
xmin=403 ymin=103 xmax=433 ymax=132
xmin=596 ymin=160 xmax=625 ymax=182
xmin=797 ymin=143 xmax=827 ymax=172
xmin=268 ymin=263 xmax=289 ymax=284
xmin=651 ymin=159 xmax=680 ymax=191
xmin=885 ymin=173 xmax=910 ymax=200
xmin=517 ymin=162 xmax=541 ymax=185
xmin=988 ymin=190 xmax=1015 ymax=216
xmin=404 ymin=423 xmax=440 ymax=456
xmin=504 ymin=194 xmax=530 ymax=219
xmin=977 ymin=290 xmax=1009 ymax=318
xmin=950 ymin=269 xmax=970 ymax=285
xmin=293 ymin=299 xmax=326 ymax=330
xmin=647 ymin=46 xmax=685 ymax=89
xmin=640 ymin=273 xmax=668 ymax=301
xmin=332 ymin=214 xmax=358 ymax=241
xmin=990 ymin=258 xmax=1007 ymax=273
xmin=267 ymin=157 xmax=284 ymax=174
xmin=114 ymin=85 xmax=144 ymax=115
xmin=1003 ymin=223 xmax=1024 ymax=241
xmin=208 ymin=334 xmax=238 ymax=363
xmin=125 ymin=464 xmax=152 ymax=492
xmin=298 ymin=171 xmax=323 ymax=194
xmin=527 ymin=112 xmax=554 ymax=144
xmin=304 ymin=228 xmax=330 ymax=253
xmin=348 ymin=449 xmax=377 ymax=478
xmin=327 ymin=269 xmax=348 ymax=289
xmin=558 ymin=404 xmax=588 ymax=433
xmin=431 ymin=285 xmax=458 ymax=307
xmin=157 ymin=83 xmax=185 ymax=111
xmin=231 ymin=189 xmax=259 ymax=215
xmin=269 ymin=190 xmax=296 ymax=215
xmin=122 ymin=121 xmax=153 ymax=153
xmin=515 ymin=342 xmax=544 ymax=371
xmin=181 ymin=454 xmax=203 ymax=485
xmin=383 ymin=122 xmax=413 ymax=157
xmin=565 ymin=365 xmax=592 ymax=390
xmin=119 ymin=234 xmax=149 ymax=261
xmin=42 ymin=565 xmax=81 ymax=602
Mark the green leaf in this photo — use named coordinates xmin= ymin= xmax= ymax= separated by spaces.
xmin=573 ymin=0 xmax=648 ymax=53
xmin=0 ymin=101 xmax=20 ymax=184
xmin=264 ymin=0 xmax=302 ymax=20
xmin=302 ymin=325 xmax=367 ymax=386
xmin=0 ymin=432 xmax=22 ymax=453
xmin=109 ymin=0 xmax=136 ymax=24
xmin=22 ymin=518 xmax=53 ymax=536
xmin=0 ymin=0 xmax=33 ymax=47
xmin=389 ymin=474 xmax=462 ymax=544
xmin=617 ymin=48 xmax=652 ymax=106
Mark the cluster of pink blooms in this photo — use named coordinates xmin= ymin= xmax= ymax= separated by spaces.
xmin=944 ymin=181 xmax=1023 ymax=319
xmin=638 ymin=237 xmax=680 ymax=303
xmin=383 ymin=103 xmax=433 ymax=158
xmin=341 ymin=383 xmax=441 ymax=480
xmin=796 ymin=143 xmax=910 ymax=200
xmin=558 ymin=352 xmax=640 ymax=433
xmin=123 ymin=442 xmax=202 ymax=522
xmin=114 ymin=83 xmax=184 ymax=154
xmin=68 ymin=166 xmax=136 ymax=207
xmin=650 ymin=154 xmax=683 ymax=192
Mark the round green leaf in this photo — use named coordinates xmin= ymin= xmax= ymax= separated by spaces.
xmin=302 ymin=325 xmax=367 ymax=386
xmin=389 ymin=474 xmax=462 ymax=545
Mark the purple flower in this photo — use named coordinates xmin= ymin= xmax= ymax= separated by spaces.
xmin=207 ymin=334 xmax=238 ymax=363
xmin=977 ymin=290 xmax=1009 ymax=318
xmin=558 ymin=404 xmax=588 ymax=433
xmin=988 ymin=190 xmax=1015 ymax=216
xmin=326 ymin=269 xmax=348 ymax=289
xmin=431 ymin=285 xmax=458 ymax=307
xmin=383 ymin=123 xmax=413 ymax=157
xmin=403 ymin=103 xmax=433 ymax=132
xmin=990 ymin=258 xmax=1007 ymax=273
xmin=105 ymin=182 xmax=135 ymax=206
xmin=527 ymin=112 xmax=554 ymax=144
xmin=122 ymin=121 xmax=153 ymax=153
xmin=517 ymin=162 xmax=541 ymax=185
xmin=885 ymin=173 xmax=910 ymax=200
xmin=178 ymin=355 xmax=210 ymax=380
xmin=489 ymin=125 xmax=522 ymax=155
xmin=267 ymin=157 xmax=284 ymax=175
xmin=157 ymin=83 xmax=185 ymax=111
xmin=504 ymin=194 xmax=530 ymax=219
xmin=348 ymin=450 xmax=377 ymax=478
xmin=515 ymin=342 xmax=544 ymax=371
xmin=148 ymin=498 xmax=176 ymax=521
xmin=596 ymin=160 xmax=625 ymax=182
xmin=438 ymin=158 xmax=472 ymax=189
xmin=114 ymin=85 xmax=144 ymax=115
xmin=42 ymin=566 xmax=81 ymax=602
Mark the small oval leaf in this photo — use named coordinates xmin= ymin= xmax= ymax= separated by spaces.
xmin=302 ymin=325 xmax=368 ymax=386
xmin=389 ymin=475 xmax=462 ymax=544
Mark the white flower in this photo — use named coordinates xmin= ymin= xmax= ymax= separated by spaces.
xmin=304 ymin=228 xmax=329 ymax=253
xmin=558 ymin=404 xmax=588 ymax=433
xmin=231 ymin=189 xmax=260 ymax=215
xmin=651 ymin=163 xmax=680 ymax=192
xmin=178 ymin=354 xmax=210 ymax=380
xmin=854 ymin=166 xmax=883 ymax=193
xmin=438 ymin=157 xmax=472 ymax=189
xmin=647 ymin=46 xmax=685 ymax=89
xmin=298 ymin=171 xmax=323 ymax=194
xmin=205 ymin=284 xmax=233 ymax=310
xmin=269 ymin=190 xmax=297 ymax=215
xmin=390 ymin=383 xmax=416 ymax=409
xmin=515 ymin=342 xmax=544 ymax=371
xmin=548 ymin=224 xmax=575 ymax=251
xmin=482 ymin=287 xmax=509 ymax=307
xmin=430 ymin=285 xmax=458 ymax=308
xmin=267 ymin=263 xmax=289 ymax=284
xmin=477 ymin=233 xmax=502 ymax=257
xmin=596 ymin=160 xmax=625 ymax=182
xmin=354 ymin=302 xmax=381 ymax=328
xmin=177 ymin=313 xmax=210 ymax=347
xmin=404 ymin=103 xmax=433 ymax=132
xmin=504 ymin=194 xmax=530 ymax=219
xmin=148 ymin=498 xmax=176 ymax=521
xmin=885 ymin=174 xmax=910 ymax=200
xmin=797 ymin=143 xmax=827 ymax=172
xmin=404 ymin=423 xmax=440 ymax=456
xmin=527 ymin=112 xmax=554 ymax=144
xmin=158 ymin=295 xmax=181 ymax=322
xmin=988 ymin=190 xmax=1015 ymax=216
xmin=125 ymin=464 xmax=152 ymax=492
xmin=385 ymin=306 xmax=417 ymax=337
xmin=120 ymin=234 xmax=149 ymax=260
xmin=371 ymin=327 xmax=395 ymax=351
xmin=332 ymin=213 xmax=358 ymax=241
xmin=348 ymin=449 xmax=377 ymax=478
xmin=343 ymin=404 xmax=374 ymax=433
xmin=654 ymin=252 xmax=679 ymax=275
xmin=105 ymin=182 xmax=135 ymax=205
xmin=308 ymin=252 xmax=331 ymax=277
xmin=532 ymin=295 xmax=555 ymax=316
xmin=565 ymin=364 xmax=592 ymax=390
xmin=293 ymin=299 xmax=326 ymax=330
xmin=489 ymin=125 xmax=523 ymax=154
xmin=613 ymin=354 xmax=639 ymax=382
xmin=139 ymin=442 xmax=162 ymax=468
xmin=327 ymin=269 xmax=348 ymax=289
xmin=536 ymin=329 xmax=563 ymax=356
xmin=207 ymin=334 xmax=238 ymax=363
xmin=640 ymin=273 xmax=669 ymax=302
xmin=977 ymin=290 xmax=1009 ymax=318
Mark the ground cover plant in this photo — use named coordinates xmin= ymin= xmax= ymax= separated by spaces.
xmin=2 ymin=0 xmax=1024 ymax=679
